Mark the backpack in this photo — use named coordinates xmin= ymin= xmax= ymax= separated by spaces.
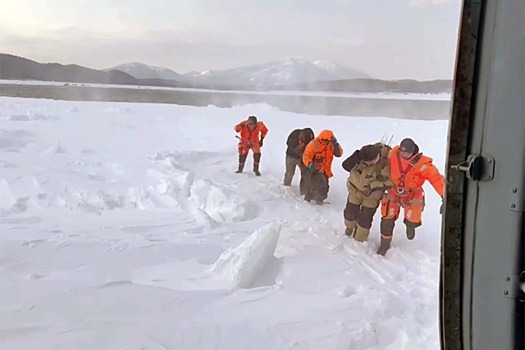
xmin=342 ymin=142 xmax=392 ymax=172
xmin=342 ymin=150 xmax=361 ymax=172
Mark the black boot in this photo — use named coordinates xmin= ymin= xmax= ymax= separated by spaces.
xmin=344 ymin=219 xmax=357 ymax=237
xmin=345 ymin=228 xmax=354 ymax=237
xmin=235 ymin=154 xmax=247 ymax=173
xmin=377 ymin=237 xmax=392 ymax=256
xmin=406 ymin=226 xmax=416 ymax=240
xmin=253 ymin=153 xmax=261 ymax=176
xmin=377 ymin=218 xmax=395 ymax=255
xmin=235 ymin=163 xmax=245 ymax=173
xmin=404 ymin=220 xmax=420 ymax=240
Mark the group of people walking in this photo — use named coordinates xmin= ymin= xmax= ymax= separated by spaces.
xmin=233 ymin=115 xmax=445 ymax=256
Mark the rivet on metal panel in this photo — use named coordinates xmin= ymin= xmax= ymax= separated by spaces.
xmin=505 ymin=276 xmax=510 ymax=281
xmin=510 ymin=204 xmax=516 ymax=209
xmin=512 ymin=188 xmax=518 ymax=193
xmin=504 ymin=290 xmax=509 ymax=296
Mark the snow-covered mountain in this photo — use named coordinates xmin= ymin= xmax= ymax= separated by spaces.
xmin=313 ymin=60 xmax=371 ymax=80
xmin=3 ymin=54 xmax=450 ymax=93
xmin=106 ymin=62 xmax=183 ymax=81
xmin=102 ymin=58 xmax=371 ymax=87
xmin=183 ymin=58 xmax=372 ymax=86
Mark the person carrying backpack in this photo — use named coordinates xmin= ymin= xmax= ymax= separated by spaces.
xmin=284 ymin=128 xmax=315 ymax=194
xmin=302 ymin=130 xmax=343 ymax=204
xmin=342 ymin=143 xmax=393 ymax=242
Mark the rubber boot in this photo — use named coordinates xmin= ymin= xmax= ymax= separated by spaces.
xmin=253 ymin=153 xmax=261 ymax=176
xmin=344 ymin=219 xmax=357 ymax=237
xmin=406 ymin=226 xmax=416 ymax=240
xmin=377 ymin=218 xmax=395 ymax=255
xmin=235 ymin=154 xmax=247 ymax=173
xmin=377 ymin=236 xmax=392 ymax=256
xmin=354 ymin=225 xmax=370 ymax=242
xmin=235 ymin=163 xmax=245 ymax=173
xmin=404 ymin=219 xmax=420 ymax=240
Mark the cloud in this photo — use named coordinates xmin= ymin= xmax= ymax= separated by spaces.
xmin=0 ymin=28 xmax=316 ymax=74
xmin=0 ymin=0 xmax=462 ymax=80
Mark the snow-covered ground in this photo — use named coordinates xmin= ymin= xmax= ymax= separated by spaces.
xmin=0 ymin=96 xmax=448 ymax=349
xmin=0 ymin=79 xmax=451 ymax=101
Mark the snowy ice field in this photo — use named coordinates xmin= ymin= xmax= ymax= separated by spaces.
xmin=0 ymin=96 xmax=448 ymax=349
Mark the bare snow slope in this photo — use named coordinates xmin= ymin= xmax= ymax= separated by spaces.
xmin=0 ymin=97 xmax=447 ymax=350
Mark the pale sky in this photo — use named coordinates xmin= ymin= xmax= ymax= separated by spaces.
xmin=0 ymin=0 xmax=462 ymax=80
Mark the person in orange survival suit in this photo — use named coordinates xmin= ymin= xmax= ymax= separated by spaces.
xmin=377 ymin=138 xmax=444 ymax=256
xmin=234 ymin=115 xmax=268 ymax=176
xmin=302 ymin=129 xmax=343 ymax=204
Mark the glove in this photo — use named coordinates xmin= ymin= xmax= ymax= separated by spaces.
xmin=308 ymin=163 xmax=315 ymax=172
xmin=332 ymin=136 xmax=338 ymax=145
xmin=259 ymin=137 xmax=264 ymax=147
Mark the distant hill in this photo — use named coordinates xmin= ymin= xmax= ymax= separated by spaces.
xmin=105 ymin=62 xmax=183 ymax=81
xmin=0 ymin=54 xmax=189 ymax=88
xmin=0 ymin=53 xmax=139 ymax=85
xmin=0 ymin=53 xmax=451 ymax=94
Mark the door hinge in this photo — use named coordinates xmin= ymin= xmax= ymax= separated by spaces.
xmin=451 ymin=155 xmax=495 ymax=181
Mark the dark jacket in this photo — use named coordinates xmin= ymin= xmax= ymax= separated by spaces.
xmin=286 ymin=128 xmax=314 ymax=159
